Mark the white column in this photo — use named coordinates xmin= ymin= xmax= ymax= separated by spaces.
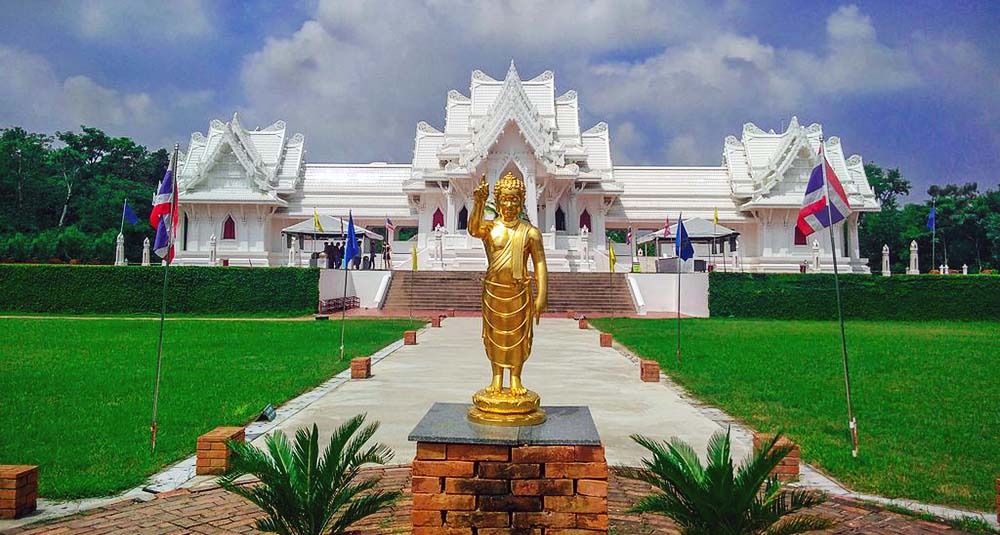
xmin=526 ymin=173 xmax=538 ymax=226
xmin=288 ymin=236 xmax=299 ymax=267
xmin=567 ymin=191 xmax=580 ymax=233
xmin=907 ymin=240 xmax=919 ymax=274
xmin=115 ymin=233 xmax=126 ymax=266
xmin=812 ymin=240 xmax=821 ymax=272
xmin=446 ymin=190 xmax=457 ymax=232
xmin=849 ymin=214 xmax=861 ymax=260
xmin=545 ymin=200 xmax=556 ymax=232
xmin=142 ymin=238 xmax=151 ymax=266
xmin=209 ymin=234 xmax=218 ymax=266
xmin=881 ymin=245 xmax=890 ymax=277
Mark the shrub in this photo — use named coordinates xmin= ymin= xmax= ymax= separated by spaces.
xmin=709 ymin=272 xmax=1000 ymax=321
xmin=0 ymin=264 xmax=320 ymax=315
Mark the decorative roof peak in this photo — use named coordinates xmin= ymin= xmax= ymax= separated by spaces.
xmin=506 ymin=59 xmax=520 ymax=81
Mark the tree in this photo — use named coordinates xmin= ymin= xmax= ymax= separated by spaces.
xmin=0 ymin=127 xmax=56 ymax=233
xmin=616 ymin=430 xmax=830 ymax=535
xmin=864 ymin=162 xmax=910 ymax=209
xmin=219 ymin=416 xmax=400 ymax=535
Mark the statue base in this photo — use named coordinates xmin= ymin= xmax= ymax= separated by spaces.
xmin=469 ymin=388 xmax=546 ymax=426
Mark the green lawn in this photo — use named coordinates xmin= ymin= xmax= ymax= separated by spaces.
xmin=592 ymin=318 xmax=1000 ymax=511
xmin=0 ymin=317 xmax=424 ymax=499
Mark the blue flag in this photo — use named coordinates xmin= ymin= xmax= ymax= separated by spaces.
xmin=342 ymin=212 xmax=359 ymax=269
xmin=675 ymin=217 xmax=694 ymax=261
xmin=123 ymin=200 xmax=138 ymax=225
xmin=927 ymin=206 xmax=936 ymax=231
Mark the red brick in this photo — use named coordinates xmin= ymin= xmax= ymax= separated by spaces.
xmin=574 ymin=445 xmax=605 ymax=462
xmin=512 ymin=445 xmax=576 ymax=463
xmin=446 ymin=511 xmax=510 ymax=527
xmin=411 ymin=510 xmax=444 ymax=526
xmin=412 ymin=493 xmax=475 ymax=511
xmin=350 ymin=357 xmax=371 ymax=379
xmin=576 ymin=513 xmax=609 ymax=530
xmin=431 ymin=316 xmax=441 ymax=327
xmin=415 ymin=442 xmax=447 ymax=460
xmin=599 ymin=332 xmax=612 ymax=347
xmin=0 ymin=464 xmax=39 ymax=517
xmin=512 ymin=511 xmax=576 ymax=528
xmin=404 ymin=330 xmax=418 ymax=345
xmin=578 ymin=318 xmax=588 ymax=329
xmin=444 ymin=478 xmax=509 ymax=495
xmin=411 ymin=476 xmax=442 ymax=494
xmin=447 ymin=308 xmax=456 ymax=317
xmin=512 ymin=479 xmax=574 ymax=496
xmin=576 ymin=479 xmax=608 ymax=497
xmin=412 ymin=460 xmax=475 ymax=477
xmin=480 ymin=529 xmax=542 ymax=535
xmin=479 ymin=495 xmax=543 ymax=512
xmin=547 ymin=529 xmax=606 ymax=534
xmin=413 ymin=527 xmax=472 ymax=535
xmin=447 ymin=443 xmax=510 ymax=461
xmin=545 ymin=495 xmax=607 ymax=514
xmin=545 ymin=462 xmax=608 ymax=479
xmin=478 ymin=462 xmax=540 ymax=479
xmin=565 ymin=310 xmax=576 ymax=319
xmin=640 ymin=359 xmax=660 ymax=382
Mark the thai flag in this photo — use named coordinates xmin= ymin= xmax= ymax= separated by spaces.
xmin=796 ymin=145 xmax=851 ymax=237
xmin=150 ymin=156 xmax=178 ymax=262
xmin=626 ymin=226 xmax=633 ymax=245
xmin=385 ymin=217 xmax=396 ymax=233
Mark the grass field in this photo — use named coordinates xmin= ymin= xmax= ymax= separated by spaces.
xmin=0 ymin=317 xmax=423 ymax=499
xmin=591 ymin=318 xmax=1000 ymax=511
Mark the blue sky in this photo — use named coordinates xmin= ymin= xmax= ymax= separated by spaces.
xmin=1 ymin=0 xmax=998 ymax=201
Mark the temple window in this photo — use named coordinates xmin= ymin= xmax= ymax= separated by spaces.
xmin=555 ymin=207 xmax=566 ymax=231
xmin=579 ymin=209 xmax=591 ymax=232
xmin=794 ymin=226 xmax=807 ymax=246
xmin=432 ymin=208 xmax=445 ymax=230
xmin=458 ymin=206 xmax=468 ymax=230
xmin=222 ymin=215 xmax=236 ymax=240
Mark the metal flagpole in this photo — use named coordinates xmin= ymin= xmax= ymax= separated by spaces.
xmin=820 ymin=137 xmax=859 ymax=458
xmin=930 ymin=198 xmax=936 ymax=273
xmin=675 ymin=213 xmax=682 ymax=366
xmin=151 ymin=144 xmax=179 ymax=453
xmin=120 ymin=199 xmax=127 ymax=234
xmin=340 ymin=212 xmax=352 ymax=361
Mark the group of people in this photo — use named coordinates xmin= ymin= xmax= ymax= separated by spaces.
xmin=308 ymin=240 xmax=392 ymax=270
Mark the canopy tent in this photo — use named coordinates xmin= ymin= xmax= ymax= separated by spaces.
xmin=636 ymin=217 xmax=739 ymax=245
xmin=280 ymin=214 xmax=384 ymax=242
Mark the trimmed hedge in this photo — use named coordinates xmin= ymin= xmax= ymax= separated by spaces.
xmin=0 ymin=265 xmax=320 ymax=315
xmin=709 ymin=272 xmax=1000 ymax=321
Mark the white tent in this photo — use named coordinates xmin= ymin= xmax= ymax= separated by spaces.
xmin=280 ymin=215 xmax=384 ymax=241
xmin=636 ymin=217 xmax=738 ymax=244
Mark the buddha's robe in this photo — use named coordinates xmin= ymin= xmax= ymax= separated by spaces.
xmin=481 ymin=220 xmax=534 ymax=368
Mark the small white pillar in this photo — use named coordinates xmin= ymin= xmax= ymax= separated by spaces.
xmin=811 ymin=240 xmax=821 ymax=273
xmin=209 ymin=234 xmax=218 ymax=266
xmin=907 ymin=240 xmax=919 ymax=274
xmin=288 ymin=236 xmax=299 ymax=267
xmin=115 ymin=233 xmax=126 ymax=266
xmin=939 ymin=264 xmax=945 ymax=274
xmin=142 ymin=237 xmax=151 ymax=266
xmin=881 ymin=244 xmax=890 ymax=277
xmin=962 ymin=264 xmax=968 ymax=275
xmin=579 ymin=225 xmax=590 ymax=272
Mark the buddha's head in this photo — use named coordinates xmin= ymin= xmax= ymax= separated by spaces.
xmin=494 ymin=171 xmax=526 ymax=223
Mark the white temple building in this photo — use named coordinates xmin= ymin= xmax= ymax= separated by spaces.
xmin=173 ymin=63 xmax=880 ymax=272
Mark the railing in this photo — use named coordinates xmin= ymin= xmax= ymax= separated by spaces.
xmin=318 ymin=296 xmax=360 ymax=313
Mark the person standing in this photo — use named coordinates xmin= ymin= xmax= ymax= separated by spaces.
xmin=382 ymin=242 xmax=392 ymax=270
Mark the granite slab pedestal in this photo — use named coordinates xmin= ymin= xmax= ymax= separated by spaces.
xmin=408 ymin=402 xmax=608 ymax=534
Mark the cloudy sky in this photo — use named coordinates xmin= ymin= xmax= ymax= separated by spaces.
xmin=1 ymin=0 xmax=998 ymax=200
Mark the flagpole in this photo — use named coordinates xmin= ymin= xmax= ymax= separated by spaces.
xmin=151 ymin=144 xmax=179 ymax=453
xmin=820 ymin=137 xmax=859 ymax=458
xmin=120 ymin=199 xmax=127 ymax=234
xmin=675 ymin=213 xmax=682 ymax=366
xmin=339 ymin=212 xmax=352 ymax=361
xmin=930 ymin=198 xmax=936 ymax=273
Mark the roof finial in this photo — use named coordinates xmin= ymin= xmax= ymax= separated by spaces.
xmin=506 ymin=59 xmax=519 ymax=80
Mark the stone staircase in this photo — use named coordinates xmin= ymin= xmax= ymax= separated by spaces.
xmin=381 ymin=271 xmax=636 ymax=314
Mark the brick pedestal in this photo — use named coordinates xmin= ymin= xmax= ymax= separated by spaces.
xmin=351 ymin=357 xmax=371 ymax=379
xmin=196 ymin=427 xmax=245 ymax=476
xmin=753 ymin=433 xmax=799 ymax=481
xmin=599 ymin=332 xmax=612 ymax=347
xmin=0 ymin=465 xmax=38 ymax=519
xmin=431 ymin=316 xmax=442 ymax=328
xmin=640 ymin=359 xmax=660 ymax=382
xmin=447 ymin=308 xmax=456 ymax=317
xmin=578 ymin=318 xmax=588 ymax=329
xmin=409 ymin=403 xmax=607 ymax=534
xmin=404 ymin=330 xmax=418 ymax=345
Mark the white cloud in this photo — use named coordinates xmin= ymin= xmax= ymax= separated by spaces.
xmin=73 ymin=0 xmax=212 ymax=42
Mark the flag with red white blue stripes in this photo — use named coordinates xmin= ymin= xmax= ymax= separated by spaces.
xmin=150 ymin=155 xmax=178 ymax=262
xmin=796 ymin=145 xmax=851 ymax=237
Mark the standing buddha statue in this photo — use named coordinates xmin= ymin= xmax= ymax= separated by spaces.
xmin=467 ymin=170 xmax=548 ymax=426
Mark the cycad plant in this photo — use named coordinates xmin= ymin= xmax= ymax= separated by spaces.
xmin=616 ymin=430 xmax=831 ymax=535
xmin=219 ymin=415 xmax=400 ymax=535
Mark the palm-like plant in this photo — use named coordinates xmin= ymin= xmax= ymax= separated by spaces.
xmin=219 ymin=415 xmax=400 ymax=535
xmin=616 ymin=430 xmax=831 ymax=535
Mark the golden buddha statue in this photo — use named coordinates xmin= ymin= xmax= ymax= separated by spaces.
xmin=467 ymin=170 xmax=548 ymax=426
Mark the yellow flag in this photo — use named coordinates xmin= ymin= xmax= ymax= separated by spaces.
xmin=313 ymin=209 xmax=324 ymax=232
xmin=412 ymin=241 xmax=418 ymax=271
xmin=713 ymin=207 xmax=719 ymax=225
xmin=608 ymin=239 xmax=616 ymax=272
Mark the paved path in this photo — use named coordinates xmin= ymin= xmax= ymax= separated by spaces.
xmin=265 ymin=316 xmax=750 ymax=467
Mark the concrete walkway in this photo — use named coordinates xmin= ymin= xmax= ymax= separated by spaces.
xmin=266 ymin=317 xmax=751 ymax=466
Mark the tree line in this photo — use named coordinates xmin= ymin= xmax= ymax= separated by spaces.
xmin=0 ymin=126 xmax=168 ymax=263
xmin=1 ymin=125 xmax=998 ymax=272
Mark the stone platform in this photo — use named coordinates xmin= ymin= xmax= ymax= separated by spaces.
xmin=408 ymin=402 xmax=608 ymax=534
